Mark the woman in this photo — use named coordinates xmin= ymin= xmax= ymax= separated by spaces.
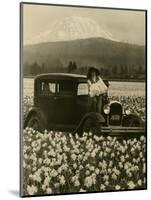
xmin=87 ymin=67 xmax=108 ymax=113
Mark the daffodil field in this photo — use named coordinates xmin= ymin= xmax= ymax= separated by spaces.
xmin=23 ymin=93 xmax=146 ymax=196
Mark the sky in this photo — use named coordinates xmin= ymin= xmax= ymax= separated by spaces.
xmin=23 ymin=3 xmax=146 ymax=45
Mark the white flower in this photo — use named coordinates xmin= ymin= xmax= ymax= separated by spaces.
xmin=85 ymin=170 xmax=90 ymax=176
xmin=44 ymin=177 xmax=51 ymax=186
xmin=61 ymin=164 xmax=68 ymax=171
xmin=84 ymin=176 xmax=93 ymax=188
xmin=42 ymin=184 xmax=46 ymax=191
xmin=143 ymin=163 xmax=146 ymax=173
xmin=27 ymin=185 xmax=37 ymax=195
xmin=99 ymin=151 xmax=103 ymax=158
xmin=114 ymin=169 xmax=120 ymax=176
xmin=90 ymin=166 xmax=95 ymax=171
xmin=50 ymin=169 xmax=58 ymax=177
xmin=42 ymin=142 xmax=47 ymax=148
xmin=89 ymin=132 xmax=92 ymax=136
xmin=138 ymin=179 xmax=142 ymax=186
xmin=127 ymin=172 xmax=132 ymax=178
xmin=111 ymin=173 xmax=117 ymax=180
xmin=91 ymin=175 xmax=96 ymax=185
xmin=59 ymin=175 xmax=66 ymax=186
xmin=115 ymin=185 xmax=121 ymax=190
xmin=103 ymin=152 xmax=107 ymax=157
xmin=95 ymin=168 xmax=100 ymax=175
xmin=125 ymin=154 xmax=129 ymax=159
xmin=79 ymin=188 xmax=86 ymax=192
xmin=107 ymin=136 xmax=112 ymax=141
xmin=124 ymin=163 xmax=129 ymax=170
xmin=100 ymin=184 xmax=106 ymax=191
xmin=32 ymin=167 xmax=37 ymax=172
xmin=33 ymin=174 xmax=41 ymax=182
xmin=73 ymin=163 xmax=77 ymax=169
xmin=83 ymin=155 xmax=88 ymax=162
xmin=74 ymin=179 xmax=80 ymax=187
xmin=54 ymin=183 xmax=60 ymax=188
xmin=134 ymin=165 xmax=139 ymax=171
xmin=127 ymin=181 xmax=135 ymax=189
xmin=79 ymin=165 xmax=84 ymax=170
xmin=46 ymin=187 xmax=52 ymax=194
xmin=111 ymin=152 xmax=115 ymax=158
xmin=104 ymin=181 xmax=109 ymax=186
xmin=24 ymin=153 xmax=28 ymax=159
xmin=109 ymin=161 xmax=113 ymax=167
xmin=29 ymin=174 xmax=33 ymax=179
xmin=71 ymin=176 xmax=77 ymax=183
xmin=119 ymin=162 xmax=123 ymax=169
xmin=93 ymin=135 xmax=100 ymax=142
xmin=91 ymin=151 xmax=96 ymax=158
xmin=108 ymin=168 xmax=112 ymax=174
xmin=38 ymin=158 xmax=43 ymax=164
xmin=103 ymin=175 xmax=109 ymax=181
xmin=99 ymin=136 xmax=104 ymax=141
xmin=102 ymin=141 xmax=106 ymax=147
xmin=44 ymin=158 xmax=51 ymax=165
xmin=71 ymin=153 xmax=77 ymax=161
xmin=139 ymin=152 xmax=143 ymax=158
xmin=140 ymin=136 xmax=145 ymax=142
xmin=23 ymin=161 xmax=26 ymax=168
xmin=120 ymin=155 xmax=125 ymax=162
xmin=106 ymin=147 xmax=111 ymax=153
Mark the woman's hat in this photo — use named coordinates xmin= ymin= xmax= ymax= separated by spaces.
xmin=87 ymin=67 xmax=100 ymax=79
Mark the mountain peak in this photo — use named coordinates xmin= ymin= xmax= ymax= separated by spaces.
xmin=26 ymin=15 xmax=119 ymax=45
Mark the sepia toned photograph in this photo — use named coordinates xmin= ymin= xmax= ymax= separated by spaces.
xmin=20 ymin=2 xmax=147 ymax=197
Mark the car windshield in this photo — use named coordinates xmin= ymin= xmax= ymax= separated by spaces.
xmin=77 ymin=83 xmax=88 ymax=96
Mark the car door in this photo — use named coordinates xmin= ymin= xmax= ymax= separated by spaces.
xmin=53 ymin=80 xmax=76 ymax=125
xmin=37 ymin=80 xmax=56 ymax=125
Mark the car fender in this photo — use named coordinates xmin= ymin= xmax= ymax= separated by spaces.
xmin=122 ymin=113 xmax=145 ymax=127
xmin=74 ymin=112 xmax=105 ymax=133
xmin=24 ymin=107 xmax=47 ymax=129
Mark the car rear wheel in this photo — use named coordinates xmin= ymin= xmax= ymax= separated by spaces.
xmin=26 ymin=113 xmax=46 ymax=132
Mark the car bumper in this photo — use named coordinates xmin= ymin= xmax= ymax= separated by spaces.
xmin=101 ymin=126 xmax=146 ymax=137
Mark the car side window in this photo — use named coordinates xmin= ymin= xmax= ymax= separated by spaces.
xmin=41 ymin=82 xmax=56 ymax=95
xmin=57 ymin=81 xmax=75 ymax=96
xmin=77 ymin=83 xmax=88 ymax=96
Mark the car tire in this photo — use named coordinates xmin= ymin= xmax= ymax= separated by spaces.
xmin=80 ymin=117 xmax=102 ymax=136
xmin=26 ymin=113 xmax=46 ymax=132
xmin=122 ymin=114 xmax=144 ymax=127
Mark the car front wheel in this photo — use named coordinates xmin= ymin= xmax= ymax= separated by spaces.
xmin=80 ymin=117 xmax=102 ymax=136
xmin=122 ymin=114 xmax=144 ymax=127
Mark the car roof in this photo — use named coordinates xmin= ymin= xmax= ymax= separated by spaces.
xmin=35 ymin=73 xmax=87 ymax=82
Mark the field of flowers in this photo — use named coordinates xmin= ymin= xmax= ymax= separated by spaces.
xmin=23 ymin=128 xmax=146 ymax=196
xmin=23 ymin=80 xmax=146 ymax=196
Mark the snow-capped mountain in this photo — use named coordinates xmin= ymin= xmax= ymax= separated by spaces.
xmin=27 ymin=16 xmax=118 ymax=44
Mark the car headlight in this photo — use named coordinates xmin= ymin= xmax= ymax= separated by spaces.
xmin=104 ymin=104 xmax=110 ymax=114
xmin=125 ymin=108 xmax=131 ymax=115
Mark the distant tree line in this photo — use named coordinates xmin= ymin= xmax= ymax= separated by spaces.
xmin=24 ymin=60 xmax=145 ymax=80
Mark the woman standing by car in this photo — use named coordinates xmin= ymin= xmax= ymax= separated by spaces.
xmin=87 ymin=67 xmax=108 ymax=113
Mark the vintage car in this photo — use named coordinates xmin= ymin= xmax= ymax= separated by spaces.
xmin=24 ymin=73 xmax=145 ymax=137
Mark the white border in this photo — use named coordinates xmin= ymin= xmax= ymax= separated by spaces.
xmin=0 ymin=0 xmax=150 ymax=199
